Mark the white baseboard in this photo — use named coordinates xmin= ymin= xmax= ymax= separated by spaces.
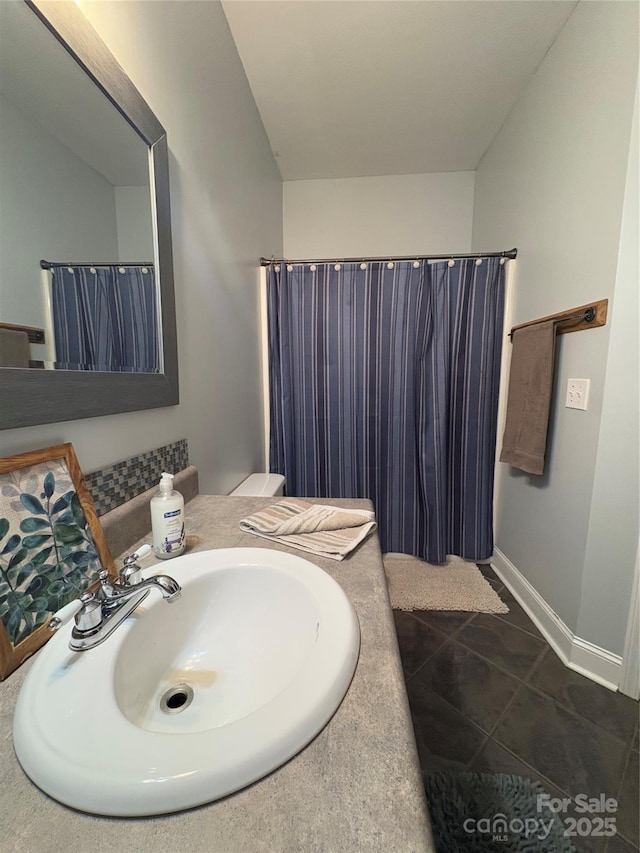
xmin=619 ymin=539 xmax=639 ymax=699
xmin=491 ymin=547 xmax=622 ymax=692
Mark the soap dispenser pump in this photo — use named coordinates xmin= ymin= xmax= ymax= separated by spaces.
xmin=151 ymin=472 xmax=185 ymax=559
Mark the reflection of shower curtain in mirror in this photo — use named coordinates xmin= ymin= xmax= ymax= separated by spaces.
xmin=267 ymin=259 xmax=505 ymax=563
xmin=51 ymin=265 xmax=160 ymax=372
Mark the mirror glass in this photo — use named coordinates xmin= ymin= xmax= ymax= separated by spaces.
xmin=0 ymin=0 xmax=178 ymax=430
xmin=0 ymin=0 xmax=160 ymax=374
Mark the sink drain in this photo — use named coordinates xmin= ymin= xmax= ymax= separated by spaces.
xmin=160 ymin=683 xmax=194 ymax=715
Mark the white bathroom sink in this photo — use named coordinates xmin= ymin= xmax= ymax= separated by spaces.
xmin=13 ymin=548 xmax=360 ymax=816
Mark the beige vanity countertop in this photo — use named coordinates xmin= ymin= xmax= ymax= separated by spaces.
xmin=0 ymin=495 xmax=433 ymax=853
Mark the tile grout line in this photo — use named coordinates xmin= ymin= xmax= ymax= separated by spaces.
xmin=494 ymin=674 xmax=637 ymax=751
xmin=397 ymin=594 xmax=639 ymax=851
xmin=444 ymin=625 xmax=549 ymax=690
xmin=463 ymin=668 xmax=635 ymax=845
xmin=405 ymin=692 xmax=638 ymax=846
xmin=410 ymin=610 xmax=478 ymax=635
xmin=474 ymin=564 xmax=545 ymax=641
xmin=401 ymin=610 xmax=478 ymax=682
xmin=466 ymin=680 xmax=526 ymax=768
xmin=466 ymin=644 xmax=550 ymax=769
xmin=462 ymin=646 xmax=575 ymax=788
xmin=410 ymin=681 xmax=490 ymax=749
xmin=465 ymin=729 xmax=576 ymax=803
xmin=400 ymin=610 xmax=636 ymax=750
xmin=491 ymin=609 xmax=545 ymax=640
xmin=453 ymin=626 xmax=639 ymax=750
xmin=405 ymin=632 xmax=453 ymax=682
xmin=405 ymin=614 xmax=551 ymax=743
xmin=613 ymin=740 xmax=640 ymax=849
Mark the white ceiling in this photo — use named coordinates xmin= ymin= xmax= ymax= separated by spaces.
xmin=222 ymin=0 xmax=578 ymax=180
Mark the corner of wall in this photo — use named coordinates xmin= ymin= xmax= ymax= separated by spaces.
xmin=576 ymin=74 xmax=640 ymax=655
xmin=475 ymin=1 xmax=639 ymax=658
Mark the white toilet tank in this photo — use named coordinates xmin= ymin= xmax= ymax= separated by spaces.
xmin=229 ymin=473 xmax=285 ymax=497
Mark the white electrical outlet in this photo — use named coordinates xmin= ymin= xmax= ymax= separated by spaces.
xmin=566 ymin=378 xmax=590 ymax=410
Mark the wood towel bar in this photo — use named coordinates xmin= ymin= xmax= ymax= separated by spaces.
xmin=0 ymin=322 xmax=45 ymax=344
xmin=508 ymin=299 xmax=608 ymax=341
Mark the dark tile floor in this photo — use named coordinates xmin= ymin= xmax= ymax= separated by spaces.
xmin=394 ymin=563 xmax=639 ymax=853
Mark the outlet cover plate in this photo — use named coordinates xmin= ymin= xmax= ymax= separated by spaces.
xmin=566 ymin=378 xmax=590 ymax=410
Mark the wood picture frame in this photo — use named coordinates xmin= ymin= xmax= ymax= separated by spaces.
xmin=0 ymin=443 xmax=116 ymax=679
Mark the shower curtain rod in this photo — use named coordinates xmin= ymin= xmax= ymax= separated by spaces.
xmin=260 ymin=248 xmax=517 ymax=266
xmin=40 ymin=259 xmax=154 ymax=269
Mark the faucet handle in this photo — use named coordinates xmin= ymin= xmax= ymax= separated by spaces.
xmin=49 ymin=593 xmax=103 ymax=633
xmin=48 ymin=599 xmax=83 ymax=631
xmin=123 ymin=544 xmax=152 ymax=565
xmin=120 ymin=544 xmax=152 ymax=586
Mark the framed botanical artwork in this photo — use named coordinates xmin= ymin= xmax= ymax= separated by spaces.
xmin=0 ymin=443 xmax=116 ymax=679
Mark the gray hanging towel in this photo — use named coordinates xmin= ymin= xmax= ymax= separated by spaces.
xmin=0 ymin=328 xmax=30 ymax=368
xmin=499 ymin=321 xmax=557 ymax=475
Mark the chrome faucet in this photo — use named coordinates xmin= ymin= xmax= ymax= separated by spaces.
xmin=48 ymin=544 xmax=181 ymax=652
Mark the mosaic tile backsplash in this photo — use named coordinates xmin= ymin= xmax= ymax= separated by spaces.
xmin=85 ymin=439 xmax=189 ymax=516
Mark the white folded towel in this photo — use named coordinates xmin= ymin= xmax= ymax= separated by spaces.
xmin=239 ymin=498 xmax=377 ymax=561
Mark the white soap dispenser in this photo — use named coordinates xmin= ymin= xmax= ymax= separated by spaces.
xmin=151 ymin=472 xmax=185 ymax=559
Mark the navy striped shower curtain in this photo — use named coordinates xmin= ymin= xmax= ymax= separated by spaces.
xmin=267 ymin=258 xmax=505 ymax=563
xmin=51 ymin=265 xmax=160 ymax=372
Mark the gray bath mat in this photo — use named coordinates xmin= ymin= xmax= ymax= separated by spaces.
xmin=424 ymin=771 xmax=576 ymax=853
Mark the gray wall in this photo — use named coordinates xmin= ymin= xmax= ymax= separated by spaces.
xmin=472 ymin=1 xmax=638 ymax=655
xmin=0 ymin=1 xmax=283 ymax=496
xmin=0 ymin=92 xmax=119 ymax=329
xmin=114 ymin=186 xmax=154 ymax=261
xmin=283 ymin=171 xmax=475 ymax=257
xmin=578 ymin=87 xmax=639 ymax=652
